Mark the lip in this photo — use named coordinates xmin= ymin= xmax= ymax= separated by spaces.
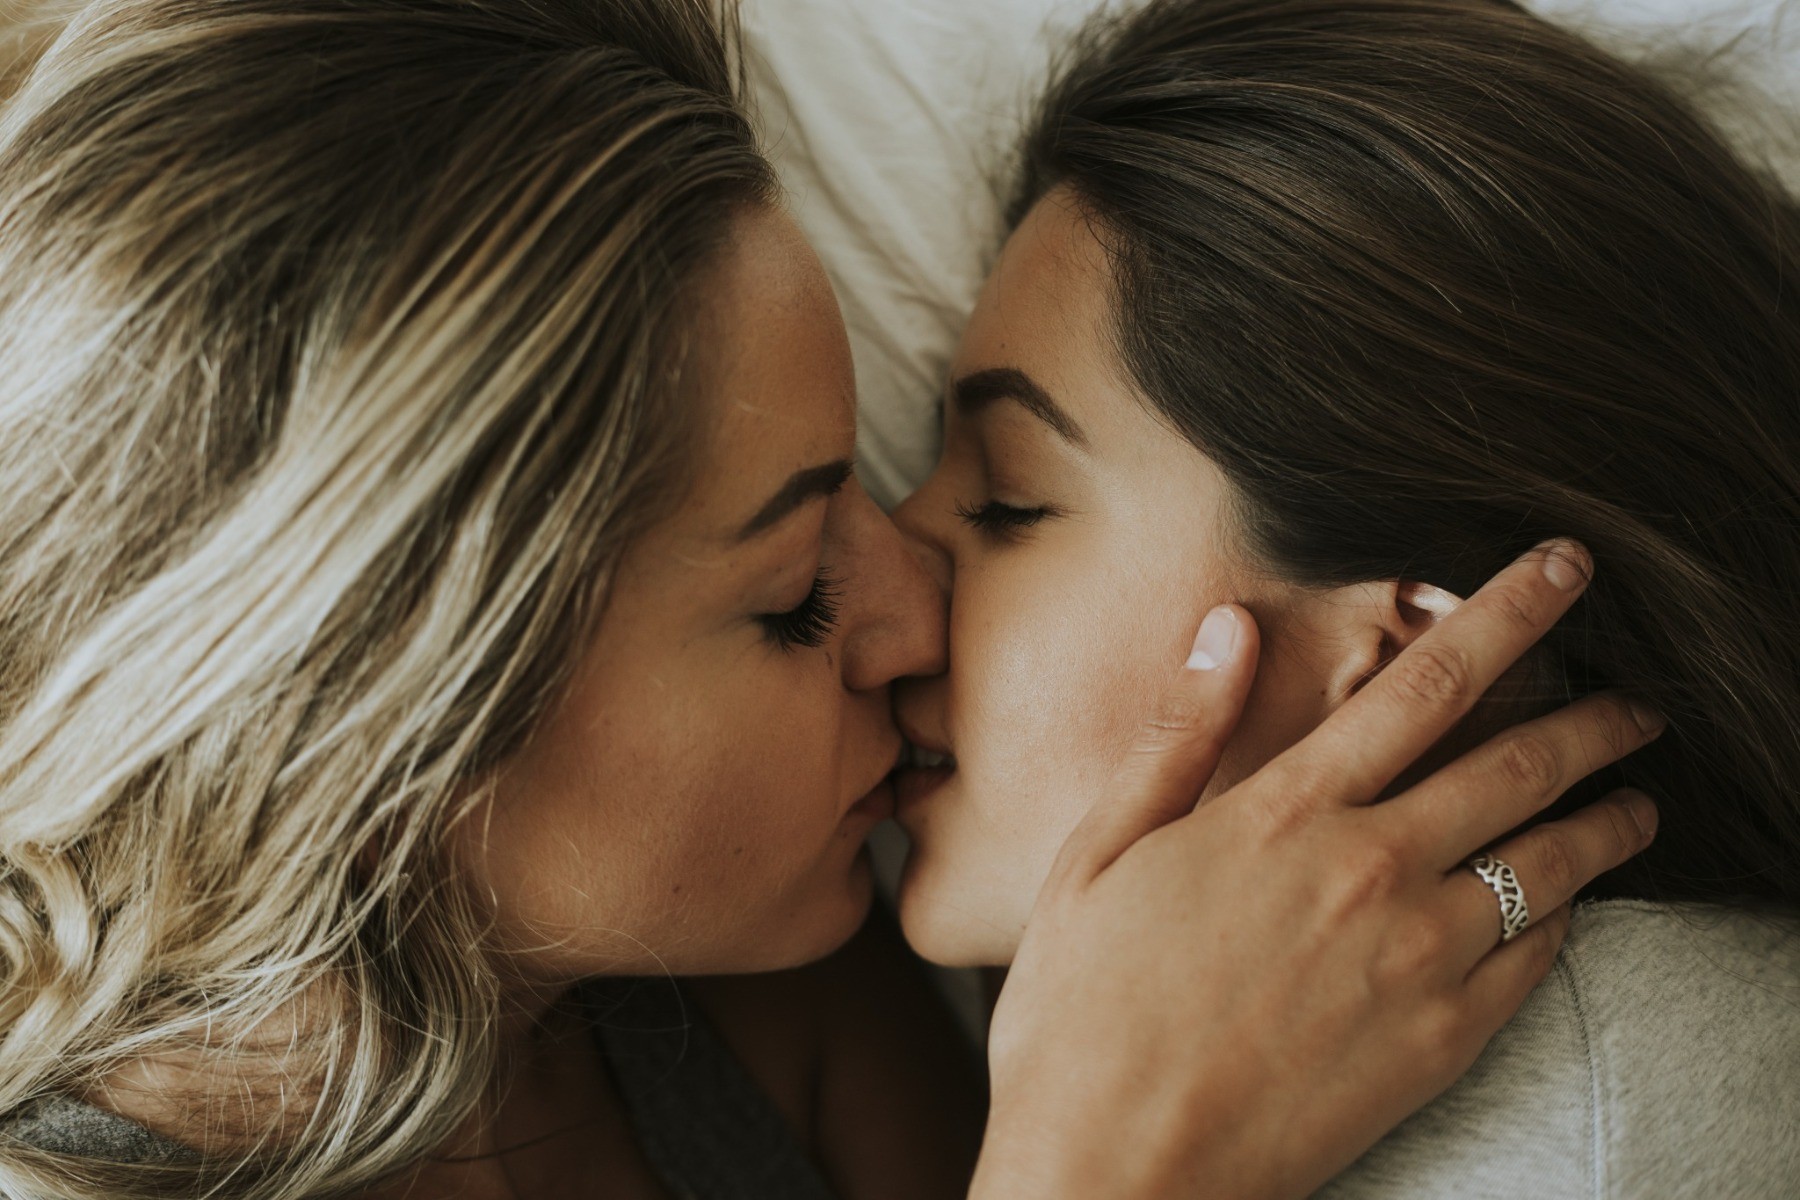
xmin=893 ymin=715 xmax=956 ymax=815
xmin=893 ymin=762 xmax=954 ymax=814
xmin=847 ymin=775 xmax=897 ymax=822
xmin=895 ymin=714 xmax=953 ymax=761
xmin=844 ymin=741 xmax=905 ymax=823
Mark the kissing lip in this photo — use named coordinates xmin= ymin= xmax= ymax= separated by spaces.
xmin=847 ymin=775 xmax=897 ymax=822
xmin=845 ymin=741 xmax=906 ymax=821
xmin=893 ymin=717 xmax=956 ymax=814
xmin=893 ymin=758 xmax=954 ymax=814
xmin=895 ymin=714 xmax=955 ymax=768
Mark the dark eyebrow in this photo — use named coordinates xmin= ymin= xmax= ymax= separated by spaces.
xmin=735 ymin=458 xmax=855 ymax=541
xmin=950 ymin=367 xmax=1089 ymax=449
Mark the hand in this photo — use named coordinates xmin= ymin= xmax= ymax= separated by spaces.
xmin=972 ymin=540 xmax=1661 ymax=1200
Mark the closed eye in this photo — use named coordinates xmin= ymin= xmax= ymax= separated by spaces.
xmin=955 ymin=499 xmax=1056 ymax=538
xmin=758 ymin=570 xmax=842 ymax=651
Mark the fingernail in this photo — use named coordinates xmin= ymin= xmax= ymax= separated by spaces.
xmin=1185 ymin=607 xmax=1239 ymax=671
xmin=1534 ymin=539 xmax=1591 ymax=592
xmin=1629 ymin=698 xmax=1666 ymax=738
xmin=1625 ymin=793 xmax=1659 ymax=843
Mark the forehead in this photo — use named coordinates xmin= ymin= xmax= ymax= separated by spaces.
xmin=953 ymin=189 xmax=1135 ymax=431
xmin=673 ymin=206 xmax=857 ymax=539
xmin=958 ymin=190 xmax=1119 ymax=374
xmin=952 ymin=190 xmax=1247 ymax=522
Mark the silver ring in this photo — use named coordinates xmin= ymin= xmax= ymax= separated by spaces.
xmin=1468 ymin=854 xmax=1530 ymax=943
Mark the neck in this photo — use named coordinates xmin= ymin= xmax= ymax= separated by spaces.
xmin=448 ymin=977 xmax=595 ymax=1152
xmin=362 ymin=977 xmax=641 ymax=1200
xmin=493 ymin=974 xmax=578 ymax=1057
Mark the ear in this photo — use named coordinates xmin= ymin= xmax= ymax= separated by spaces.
xmin=1308 ymin=578 xmax=1465 ymax=706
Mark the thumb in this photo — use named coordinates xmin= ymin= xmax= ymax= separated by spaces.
xmin=1049 ymin=605 xmax=1260 ymax=885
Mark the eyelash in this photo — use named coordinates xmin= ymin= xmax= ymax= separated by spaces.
xmin=955 ymin=499 xmax=1055 ymax=538
xmin=759 ymin=570 xmax=843 ymax=651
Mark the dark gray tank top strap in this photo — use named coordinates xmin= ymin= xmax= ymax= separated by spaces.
xmin=582 ymin=977 xmax=839 ymax=1200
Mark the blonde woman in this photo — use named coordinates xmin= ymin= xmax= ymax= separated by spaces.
xmin=0 ymin=1 xmax=1658 ymax=1197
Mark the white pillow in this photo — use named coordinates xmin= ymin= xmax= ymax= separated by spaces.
xmin=742 ymin=0 xmax=1090 ymax=508
xmin=741 ymin=0 xmax=1798 ymax=509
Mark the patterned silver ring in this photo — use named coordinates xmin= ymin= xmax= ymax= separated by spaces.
xmin=1469 ymin=853 xmax=1530 ymax=944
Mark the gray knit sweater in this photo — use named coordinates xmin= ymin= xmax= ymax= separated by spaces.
xmin=1319 ymin=900 xmax=1800 ymax=1199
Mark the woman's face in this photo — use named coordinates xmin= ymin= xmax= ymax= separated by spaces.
xmin=892 ymin=190 xmax=1399 ymax=966
xmin=458 ymin=207 xmax=945 ymax=980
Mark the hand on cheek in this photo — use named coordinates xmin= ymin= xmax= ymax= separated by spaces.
xmin=975 ymin=543 xmax=1662 ymax=1200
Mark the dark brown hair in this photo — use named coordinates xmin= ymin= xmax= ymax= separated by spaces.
xmin=1017 ymin=0 xmax=1800 ymax=907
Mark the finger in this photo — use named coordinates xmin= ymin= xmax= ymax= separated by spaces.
xmin=1459 ymin=903 xmax=1573 ymax=1033
xmin=1277 ymin=539 xmax=1592 ymax=806
xmin=1050 ymin=605 xmax=1260 ymax=884
xmin=1445 ymin=788 xmax=1655 ymax=962
xmin=1391 ymin=691 xmax=1665 ymax=867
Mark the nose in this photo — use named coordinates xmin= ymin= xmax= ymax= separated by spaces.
xmin=892 ymin=483 xmax=951 ymax=590
xmin=842 ymin=485 xmax=948 ymax=691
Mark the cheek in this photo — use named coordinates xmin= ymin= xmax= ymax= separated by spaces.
xmin=1199 ymin=626 xmax=1337 ymax=800
xmin=958 ymin=564 xmax=1160 ymax=801
xmin=463 ymin=658 xmax=870 ymax=976
xmin=963 ymin=517 xmax=1206 ymax=769
xmin=941 ymin=546 xmax=1180 ymax=875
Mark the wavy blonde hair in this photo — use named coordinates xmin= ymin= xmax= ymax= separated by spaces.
xmin=0 ymin=0 xmax=773 ymax=1195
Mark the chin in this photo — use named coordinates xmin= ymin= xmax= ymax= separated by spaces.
xmin=894 ymin=846 xmax=1022 ymax=968
xmin=750 ymin=845 xmax=879 ymax=971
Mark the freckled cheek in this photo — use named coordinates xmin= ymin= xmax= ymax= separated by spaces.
xmin=660 ymin=721 xmax=848 ymax=884
xmin=636 ymin=792 xmax=840 ymax=948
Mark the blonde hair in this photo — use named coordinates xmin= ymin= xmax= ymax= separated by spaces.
xmin=0 ymin=0 xmax=772 ymax=1195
